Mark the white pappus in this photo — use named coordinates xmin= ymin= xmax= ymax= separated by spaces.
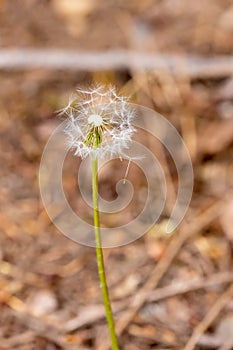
xmin=61 ymin=85 xmax=135 ymax=159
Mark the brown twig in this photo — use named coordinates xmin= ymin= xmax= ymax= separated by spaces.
xmin=218 ymin=340 xmax=233 ymax=350
xmin=197 ymin=334 xmax=224 ymax=349
xmin=0 ymin=331 xmax=34 ymax=349
xmin=64 ymin=270 xmax=233 ymax=333
xmin=64 ymin=302 xmax=128 ymax=333
xmin=148 ymin=271 xmax=233 ymax=302
xmin=183 ymin=284 xmax=233 ymax=350
xmin=0 ymin=49 xmax=233 ymax=78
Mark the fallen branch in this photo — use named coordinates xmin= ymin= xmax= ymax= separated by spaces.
xmin=0 ymin=49 xmax=233 ymax=78
xmin=197 ymin=334 xmax=225 ymax=349
xmin=148 ymin=271 xmax=233 ymax=302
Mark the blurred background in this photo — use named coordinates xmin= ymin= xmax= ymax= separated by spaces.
xmin=0 ymin=0 xmax=233 ymax=349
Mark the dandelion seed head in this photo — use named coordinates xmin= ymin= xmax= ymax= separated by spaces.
xmin=62 ymin=85 xmax=135 ymax=159
xmin=88 ymin=114 xmax=104 ymax=127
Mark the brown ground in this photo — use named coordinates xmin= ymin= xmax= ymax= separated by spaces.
xmin=0 ymin=0 xmax=233 ymax=349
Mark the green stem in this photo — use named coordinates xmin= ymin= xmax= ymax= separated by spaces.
xmin=92 ymin=155 xmax=119 ymax=350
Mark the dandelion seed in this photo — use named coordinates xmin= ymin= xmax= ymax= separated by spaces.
xmin=123 ymin=158 xmax=131 ymax=184
xmin=62 ymin=85 xmax=135 ymax=159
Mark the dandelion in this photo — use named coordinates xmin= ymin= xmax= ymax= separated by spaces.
xmin=62 ymin=85 xmax=135 ymax=159
xmin=61 ymin=85 xmax=136 ymax=350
